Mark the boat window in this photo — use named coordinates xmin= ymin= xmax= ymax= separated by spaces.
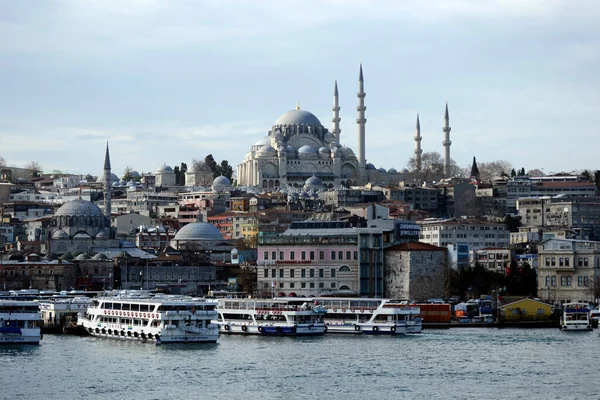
xmin=121 ymin=303 xmax=131 ymax=311
xmin=130 ymin=304 xmax=140 ymax=312
xmin=112 ymin=303 xmax=121 ymax=310
xmin=139 ymin=304 xmax=149 ymax=312
xmin=105 ymin=302 xmax=113 ymax=310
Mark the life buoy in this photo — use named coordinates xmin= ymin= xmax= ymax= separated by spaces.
xmin=333 ymin=308 xmax=337 ymax=312
xmin=224 ymin=325 xmax=230 ymax=331
xmin=242 ymin=325 xmax=247 ymax=332
xmin=342 ymin=309 xmax=346 ymax=312
xmin=351 ymin=308 xmax=355 ymax=312
xmin=373 ymin=326 xmax=379 ymax=332
xmin=324 ymin=325 xmax=328 ymax=332
xmin=258 ymin=326 xmax=264 ymax=333
xmin=354 ymin=325 xmax=361 ymax=331
xmin=360 ymin=308 xmax=364 ymax=313
xmin=390 ymin=326 xmax=396 ymax=333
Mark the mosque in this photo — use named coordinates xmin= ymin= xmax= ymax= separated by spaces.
xmin=237 ymin=66 xmax=412 ymax=190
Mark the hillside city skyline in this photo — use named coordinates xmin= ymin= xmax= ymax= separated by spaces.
xmin=1 ymin=1 xmax=599 ymax=176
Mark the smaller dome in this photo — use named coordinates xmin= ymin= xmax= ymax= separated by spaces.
xmin=73 ymin=232 xmax=91 ymax=240
xmin=96 ymin=172 xmax=119 ymax=185
xmin=340 ymin=147 xmax=355 ymax=157
xmin=174 ymin=222 xmax=224 ymax=242
xmin=304 ymin=175 xmax=323 ymax=188
xmin=388 ymin=168 xmax=398 ymax=174
xmin=286 ymin=145 xmax=297 ymax=159
xmin=323 ymin=131 xmax=335 ymax=142
xmin=366 ymin=163 xmax=376 ymax=170
xmin=155 ymin=164 xmax=173 ymax=174
xmin=377 ymin=167 xmax=386 ymax=173
xmin=130 ymin=170 xmax=141 ymax=178
xmin=75 ymin=253 xmax=91 ymax=260
xmin=52 ymin=230 xmax=69 ymax=239
xmin=213 ymin=176 xmax=232 ymax=187
xmin=59 ymin=253 xmax=74 ymax=261
xmin=298 ymin=145 xmax=317 ymax=154
xmin=402 ymin=168 xmax=410 ymax=174
xmin=257 ymin=145 xmax=277 ymax=156
xmin=95 ymin=229 xmax=109 ymax=239
xmin=92 ymin=253 xmax=108 ymax=260
xmin=318 ymin=146 xmax=330 ymax=155
xmin=253 ymin=137 xmax=270 ymax=147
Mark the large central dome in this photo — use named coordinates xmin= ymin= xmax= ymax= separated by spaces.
xmin=274 ymin=109 xmax=322 ymax=127
xmin=55 ymin=199 xmax=104 ymax=217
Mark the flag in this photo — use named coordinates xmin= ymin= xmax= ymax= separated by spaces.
xmin=271 ymin=281 xmax=276 ymax=288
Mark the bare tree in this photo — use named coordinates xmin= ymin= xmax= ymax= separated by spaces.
xmin=189 ymin=159 xmax=214 ymax=186
xmin=527 ymin=169 xmax=545 ymax=177
xmin=407 ymin=151 xmax=466 ymax=182
xmin=24 ymin=161 xmax=43 ymax=177
xmin=0 ymin=156 xmax=6 ymax=167
xmin=477 ymin=160 xmax=512 ymax=182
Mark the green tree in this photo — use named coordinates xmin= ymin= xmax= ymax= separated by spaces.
xmin=205 ymin=154 xmax=220 ymax=178
xmin=122 ymin=166 xmax=134 ymax=181
xmin=24 ymin=161 xmax=43 ymax=177
xmin=503 ymin=214 xmax=521 ymax=232
xmin=220 ymin=160 xmax=233 ymax=180
xmin=173 ymin=166 xmax=180 ymax=185
xmin=510 ymin=168 xmax=516 ymax=178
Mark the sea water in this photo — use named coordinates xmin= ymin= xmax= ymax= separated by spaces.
xmin=1 ymin=328 xmax=598 ymax=400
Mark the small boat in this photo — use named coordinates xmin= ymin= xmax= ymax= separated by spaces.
xmin=215 ymin=298 xmax=326 ymax=335
xmin=0 ymin=300 xmax=42 ymax=344
xmin=38 ymin=296 xmax=92 ymax=334
xmin=309 ymin=297 xmax=422 ymax=335
xmin=77 ymin=291 xmax=219 ymax=344
xmin=560 ymin=302 xmax=592 ymax=332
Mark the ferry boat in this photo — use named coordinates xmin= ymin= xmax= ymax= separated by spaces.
xmin=560 ymin=302 xmax=592 ymax=332
xmin=309 ymin=297 xmax=422 ymax=335
xmin=38 ymin=296 xmax=92 ymax=333
xmin=78 ymin=292 xmax=219 ymax=343
xmin=0 ymin=300 xmax=42 ymax=344
xmin=215 ymin=298 xmax=326 ymax=335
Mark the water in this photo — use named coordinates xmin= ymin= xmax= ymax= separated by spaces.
xmin=1 ymin=329 xmax=598 ymax=400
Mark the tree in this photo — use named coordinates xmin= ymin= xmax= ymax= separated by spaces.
xmin=220 ymin=160 xmax=233 ymax=180
xmin=178 ymin=162 xmax=188 ymax=185
xmin=24 ymin=161 xmax=43 ymax=177
xmin=205 ymin=154 xmax=219 ymax=178
xmin=510 ymin=168 xmax=516 ymax=178
xmin=122 ymin=166 xmax=134 ymax=181
xmin=476 ymin=160 xmax=513 ymax=183
xmin=51 ymin=169 xmax=64 ymax=175
xmin=581 ymin=170 xmax=592 ymax=182
xmin=503 ymin=214 xmax=521 ymax=232
xmin=517 ymin=167 xmax=526 ymax=176
xmin=0 ymin=156 xmax=6 ymax=166
xmin=190 ymin=159 xmax=214 ymax=186
xmin=406 ymin=151 xmax=465 ymax=182
xmin=526 ymin=169 xmax=544 ymax=177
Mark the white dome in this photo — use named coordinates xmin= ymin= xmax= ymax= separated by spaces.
xmin=213 ymin=176 xmax=232 ymax=187
xmin=155 ymin=164 xmax=173 ymax=174
xmin=298 ymin=145 xmax=317 ymax=154
xmin=52 ymin=230 xmax=69 ymax=239
xmin=377 ymin=167 xmax=386 ymax=173
xmin=274 ymin=109 xmax=322 ymax=127
xmin=257 ymin=145 xmax=277 ymax=156
xmin=253 ymin=137 xmax=270 ymax=147
xmin=286 ymin=145 xmax=297 ymax=159
xmin=56 ymin=199 xmax=104 ymax=217
xmin=323 ymin=132 xmax=335 ymax=142
xmin=304 ymin=175 xmax=323 ymax=188
xmin=340 ymin=147 xmax=355 ymax=157
xmin=174 ymin=222 xmax=224 ymax=241
xmin=388 ymin=168 xmax=398 ymax=174
xmin=96 ymin=172 xmax=119 ymax=185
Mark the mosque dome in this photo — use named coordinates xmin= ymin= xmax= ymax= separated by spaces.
xmin=323 ymin=131 xmax=335 ymax=142
xmin=377 ymin=167 xmax=386 ymax=173
xmin=212 ymin=176 xmax=232 ymax=188
xmin=75 ymin=253 xmax=91 ymax=260
xmin=366 ymin=163 xmax=376 ymax=170
xmin=93 ymin=253 xmax=108 ymax=260
xmin=155 ymin=164 xmax=173 ymax=174
xmin=52 ymin=230 xmax=69 ymax=239
xmin=73 ymin=232 xmax=92 ymax=240
xmin=274 ymin=109 xmax=322 ymax=127
xmin=318 ymin=147 xmax=331 ymax=158
xmin=254 ymin=137 xmax=270 ymax=147
xmin=402 ymin=168 xmax=410 ymax=174
xmin=298 ymin=145 xmax=317 ymax=156
xmin=96 ymin=172 xmax=119 ymax=185
xmin=174 ymin=222 xmax=224 ymax=242
xmin=339 ymin=147 xmax=355 ymax=157
xmin=304 ymin=175 xmax=323 ymax=188
xmin=95 ymin=228 xmax=110 ymax=238
xmin=387 ymin=168 xmax=398 ymax=174
xmin=257 ymin=145 xmax=277 ymax=156
xmin=56 ymin=199 xmax=104 ymax=217
xmin=286 ymin=145 xmax=297 ymax=158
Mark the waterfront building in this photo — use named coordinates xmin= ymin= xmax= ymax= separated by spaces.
xmin=470 ymin=247 xmax=512 ymax=273
xmin=498 ymin=298 xmax=552 ymax=321
xmin=384 ymin=242 xmax=446 ymax=301
xmin=256 ymin=220 xmax=384 ymax=297
xmin=537 ymin=238 xmax=600 ymax=303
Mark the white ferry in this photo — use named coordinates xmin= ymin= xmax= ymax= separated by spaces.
xmin=0 ymin=300 xmax=42 ymax=344
xmin=309 ymin=297 xmax=422 ymax=335
xmin=560 ymin=302 xmax=592 ymax=332
xmin=215 ymin=298 xmax=326 ymax=335
xmin=78 ymin=292 xmax=219 ymax=344
xmin=38 ymin=296 xmax=92 ymax=333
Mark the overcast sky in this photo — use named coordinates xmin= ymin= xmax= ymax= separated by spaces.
xmin=1 ymin=0 xmax=599 ymax=177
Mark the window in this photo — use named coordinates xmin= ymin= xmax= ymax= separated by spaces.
xmin=331 ymin=268 xmax=336 ymax=278
xmin=290 ymin=251 xmax=295 ymax=260
xmin=279 ymin=269 xmax=284 ymax=279
xmin=279 ymin=251 xmax=284 ymax=260
xmin=584 ymin=258 xmax=589 ymax=267
xmin=264 ymin=251 xmax=268 ymax=260
xmin=545 ymin=276 xmax=550 ymax=286
xmin=354 ymin=251 xmax=358 ymax=260
xmin=339 ymin=265 xmax=351 ymax=272
xmin=264 ymin=269 xmax=268 ymax=278
xmin=310 ymin=269 xmax=315 ymax=278
xmin=271 ymin=251 xmax=276 ymax=260
xmin=319 ymin=282 xmax=324 ymax=288
xmin=280 ymin=282 xmax=285 ymax=289
xmin=310 ymin=251 xmax=315 ymax=260
xmin=565 ymin=258 xmax=570 ymax=267
xmin=271 ymin=269 xmax=276 ymax=278
xmin=319 ymin=251 xmax=324 ymax=260
xmin=301 ymin=269 xmax=306 ymax=278
xmin=330 ymin=282 xmax=336 ymax=289
xmin=338 ymin=251 xmax=343 ymax=260
xmin=319 ymin=269 xmax=324 ymax=278
xmin=536 ymin=309 xmax=545 ymax=315
xmin=290 ymin=283 xmax=295 ymax=289
xmin=578 ymin=276 xmax=583 ymax=286
xmin=551 ymin=257 xmax=556 ymax=266
xmin=331 ymin=251 xmax=336 ymax=260
xmin=545 ymin=257 xmax=550 ymax=267
xmin=559 ymin=258 xmax=564 ymax=267
xmin=290 ymin=269 xmax=295 ymax=278
xmin=566 ymin=276 xmax=571 ymax=286
xmin=301 ymin=282 xmax=306 ymax=288
xmin=584 ymin=276 xmax=589 ymax=286
xmin=301 ymin=251 xmax=306 ymax=261
xmin=346 ymin=251 xmax=351 ymax=260
xmin=310 ymin=282 xmax=315 ymax=288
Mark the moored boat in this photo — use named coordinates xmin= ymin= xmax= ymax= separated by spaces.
xmin=310 ymin=297 xmax=422 ymax=335
xmin=77 ymin=291 xmax=219 ymax=344
xmin=560 ymin=302 xmax=592 ymax=332
xmin=38 ymin=296 xmax=92 ymax=334
xmin=0 ymin=300 xmax=42 ymax=344
xmin=215 ymin=298 xmax=326 ymax=335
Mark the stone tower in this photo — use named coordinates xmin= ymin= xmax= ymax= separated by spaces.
xmin=356 ymin=64 xmax=367 ymax=184
xmin=103 ymin=143 xmax=112 ymax=219
xmin=414 ymin=113 xmax=423 ymax=171
xmin=332 ymin=80 xmax=341 ymax=143
xmin=442 ymin=102 xmax=452 ymax=177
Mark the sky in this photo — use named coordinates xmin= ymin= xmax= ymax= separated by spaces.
xmin=1 ymin=0 xmax=599 ymax=178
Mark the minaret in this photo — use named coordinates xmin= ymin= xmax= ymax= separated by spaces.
xmin=356 ymin=64 xmax=367 ymax=184
xmin=331 ymin=80 xmax=341 ymax=143
xmin=414 ymin=113 xmax=423 ymax=171
xmin=470 ymin=156 xmax=480 ymax=180
xmin=103 ymin=142 xmax=112 ymax=219
xmin=442 ymin=102 xmax=452 ymax=177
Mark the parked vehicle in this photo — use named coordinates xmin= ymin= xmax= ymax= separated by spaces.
xmin=458 ymin=316 xmax=470 ymax=324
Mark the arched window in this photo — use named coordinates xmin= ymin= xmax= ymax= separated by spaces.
xmin=339 ymin=265 xmax=351 ymax=272
xmin=339 ymin=285 xmax=351 ymax=291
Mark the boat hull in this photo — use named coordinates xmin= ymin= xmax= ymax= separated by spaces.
xmin=325 ymin=323 xmax=405 ymax=335
xmin=217 ymin=322 xmax=325 ymax=336
xmin=0 ymin=333 xmax=41 ymax=345
xmin=81 ymin=326 xmax=219 ymax=343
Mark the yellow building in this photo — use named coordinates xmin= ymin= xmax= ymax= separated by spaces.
xmin=241 ymin=216 xmax=259 ymax=248
xmin=499 ymin=298 xmax=553 ymax=321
